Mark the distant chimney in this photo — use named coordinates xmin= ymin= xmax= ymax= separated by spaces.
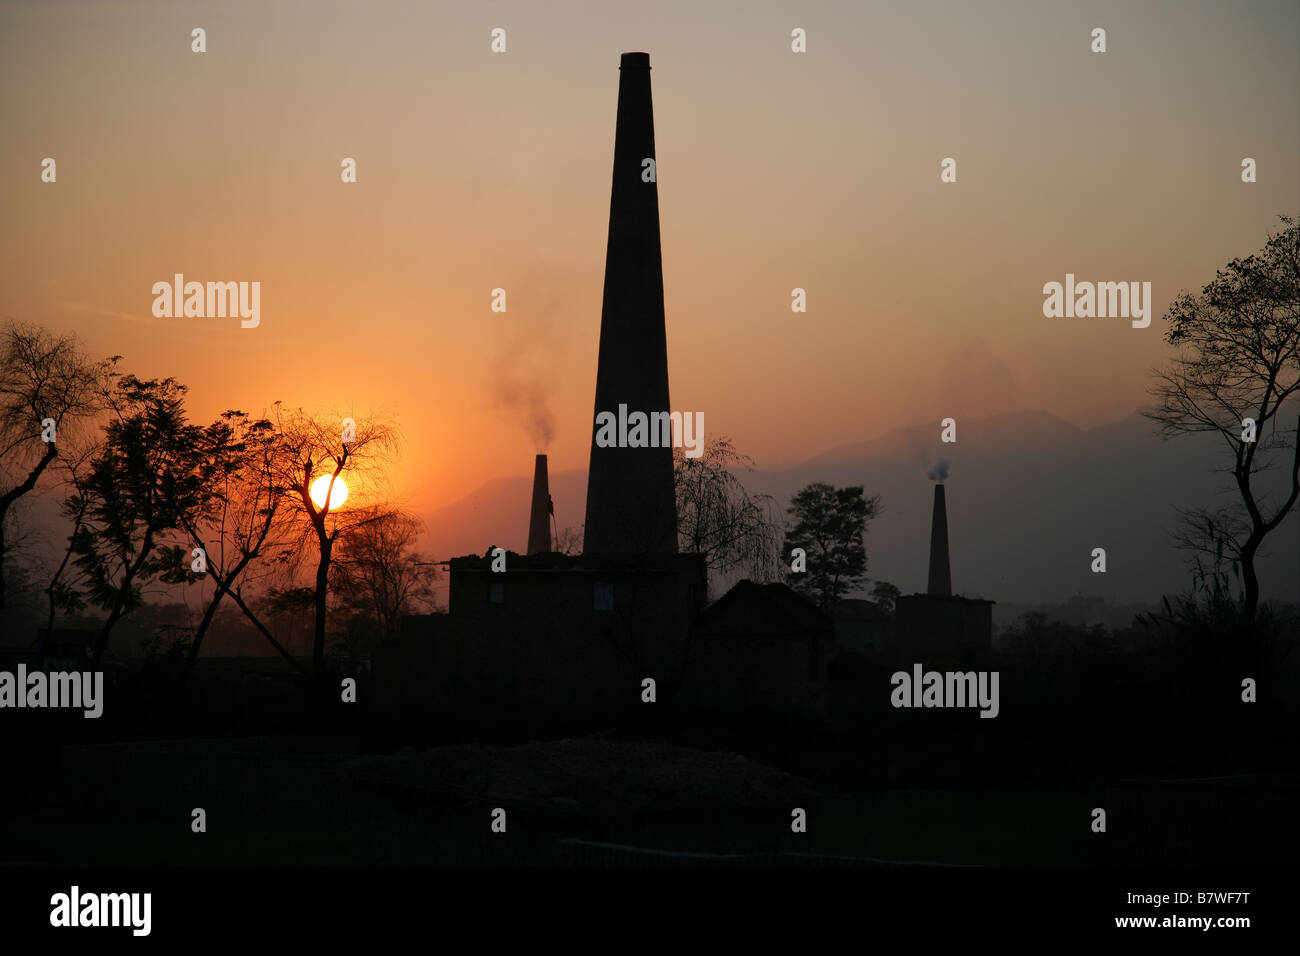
xmin=527 ymin=454 xmax=551 ymax=555
xmin=927 ymin=483 xmax=952 ymax=596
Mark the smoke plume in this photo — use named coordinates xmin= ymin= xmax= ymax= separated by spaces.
xmin=928 ymin=458 xmax=950 ymax=481
xmin=496 ymin=377 xmax=555 ymax=452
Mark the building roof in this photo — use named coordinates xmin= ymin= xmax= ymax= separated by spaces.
xmin=833 ymin=598 xmax=891 ymax=623
xmin=448 ymin=550 xmax=705 ymax=574
xmin=695 ymin=580 xmax=833 ymax=635
xmin=897 ymin=593 xmax=995 ymax=606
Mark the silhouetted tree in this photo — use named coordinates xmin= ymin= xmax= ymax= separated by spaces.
xmin=871 ymin=580 xmax=901 ymax=614
xmin=331 ymin=511 xmax=439 ymax=646
xmin=269 ymin=404 xmax=400 ymax=677
xmin=171 ymin=411 xmax=306 ymax=681
xmin=674 ymin=436 xmax=783 ymax=590
xmin=783 ymin=482 xmax=879 ymax=611
xmin=1001 ymin=611 xmax=1119 ymax=656
xmin=260 ymin=585 xmax=316 ymax=653
xmin=1146 ymin=215 xmax=1300 ymax=636
xmin=43 ymin=437 xmax=100 ymax=634
xmin=0 ymin=320 xmax=117 ymax=612
xmin=74 ymin=376 xmax=213 ymax=663
xmin=554 ymin=524 xmax=584 ymax=555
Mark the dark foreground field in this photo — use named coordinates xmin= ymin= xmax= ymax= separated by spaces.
xmin=3 ymin=647 xmax=1298 ymax=866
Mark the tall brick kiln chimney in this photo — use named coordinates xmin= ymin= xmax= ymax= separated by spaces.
xmin=583 ymin=52 xmax=678 ymax=555
xmin=527 ymin=454 xmax=551 ymax=555
xmin=927 ymin=483 xmax=952 ymax=596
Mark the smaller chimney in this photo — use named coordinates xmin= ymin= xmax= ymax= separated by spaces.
xmin=527 ymin=454 xmax=551 ymax=555
xmin=927 ymin=483 xmax=952 ymax=596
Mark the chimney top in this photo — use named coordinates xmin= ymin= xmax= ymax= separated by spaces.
xmin=527 ymin=454 xmax=552 ymax=556
xmin=620 ymin=52 xmax=651 ymax=69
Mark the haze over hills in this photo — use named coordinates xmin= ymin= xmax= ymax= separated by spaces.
xmin=427 ymin=408 xmax=1300 ymax=614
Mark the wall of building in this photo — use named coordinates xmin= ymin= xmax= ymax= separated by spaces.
xmin=433 ymin=553 xmax=706 ymax=709
xmin=894 ymin=594 xmax=994 ymax=660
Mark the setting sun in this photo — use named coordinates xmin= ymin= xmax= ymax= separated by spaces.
xmin=309 ymin=473 xmax=348 ymax=510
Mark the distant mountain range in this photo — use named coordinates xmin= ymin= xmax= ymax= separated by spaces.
xmin=427 ymin=409 xmax=1300 ymax=614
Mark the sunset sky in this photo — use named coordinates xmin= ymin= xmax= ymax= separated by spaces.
xmin=3 ymin=0 xmax=1297 ymax=533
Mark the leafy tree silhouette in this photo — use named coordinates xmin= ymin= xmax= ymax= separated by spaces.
xmin=75 ymin=376 xmax=213 ymax=664
xmin=1146 ymin=215 xmax=1300 ymax=653
xmin=782 ymin=482 xmax=879 ymax=612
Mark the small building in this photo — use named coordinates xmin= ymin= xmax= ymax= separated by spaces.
xmin=435 ymin=550 xmax=707 ymax=710
xmin=893 ymin=593 xmax=994 ymax=661
xmin=889 ymin=481 xmax=995 ymax=662
xmin=689 ymin=580 xmax=835 ymax=717
xmin=832 ymin=599 xmax=893 ymax=653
